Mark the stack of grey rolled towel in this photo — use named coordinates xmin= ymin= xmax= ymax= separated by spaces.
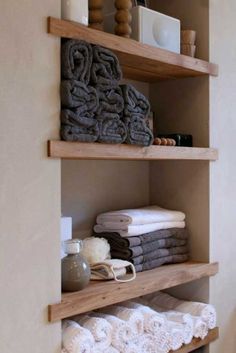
xmin=61 ymin=39 xmax=153 ymax=146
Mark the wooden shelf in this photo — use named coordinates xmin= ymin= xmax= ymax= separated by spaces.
xmin=48 ymin=17 xmax=218 ymax=82
xmin=171 ymin=328 xmax=219 ymax=353
xmin=48 ymin=141 xmax=218 ymax=161
xmin=48 ymin=261 xmax=218 ymax=322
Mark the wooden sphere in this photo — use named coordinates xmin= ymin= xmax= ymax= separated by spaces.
xmin=115 ymin=10 xmax=132 ymax=23
xmin=89 ymin=10 xmax=103 ymax=23
xmin=115 ymin=0 xmax=132 ymax=10
xmin=115 ymin=23 xmax=132 ymax=37
xmin=89 ymin=23 xmax=104 ymax=30
xmin=89 ymin=0 xmax=104 ymax=9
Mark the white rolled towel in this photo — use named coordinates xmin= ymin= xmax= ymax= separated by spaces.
xmin=73 ymin=314 xmax=112 ymax=349
xmin=96 ymin=206 xmax=185 ymax=226
xmin=192 ymin=316 xmax=208 ymax=339
xmin=105 ymin=347 xmax=120 ymax=353
xmin=94 ymin=221 xmax=185 ymax=237
xmin=61 ymin=349 xmax=69 ymax=353
xmin=161 ymin=311 xmax=193 ymax=345
xmin=168 ymin=323 xmax=184 ymax=351
xmin=175 ymin=301 xmax=216 ymax=329
xmin=91 ymin=312 xmax=134 ymax=351
xmin=132 ymin=333 xmax=159 ymax=353
xmin=62 ymin=320 xmax=94 ymax=353
xmin=101 ymin=306 xmax=144 ymax=335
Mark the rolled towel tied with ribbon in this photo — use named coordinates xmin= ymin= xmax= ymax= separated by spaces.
xmin=61 ymin=40 xmax=93 ymax=83
xmin=91 ymin=46 xmax=122 ymax=86
xmin=62 ymin=320 xmax=95 ymax=353
xmin=61 ymin=80 xmax=98 ymax=112
xmin=72 ymin=315 xmax=112 ymax=350
xmin=61 ymin=110 xmax=99 ymax=142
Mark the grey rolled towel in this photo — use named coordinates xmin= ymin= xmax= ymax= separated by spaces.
xmin=61 ymin=80 xmax=98 ymax=113
xmin=90 ymin=45 xmax=122 ymax=86
xmin=61 ymin=40 xmax=92 ymax=83
xmin=97 ymin=114 xmax=127 ymax=144
xmin=120 ymin=84 xmax=150 ymax=117
xmin=124 ymin=115 xmax=154 ymax=146
xmin=61 ymin=109 xmax=99 ymax=142
xmin=93 ymin=228 xmax=189 ymax=248
xmin=96 ymin=85 xmax=124 ymax=116
xmin=135 ymin=254 xmax=189 ymax=273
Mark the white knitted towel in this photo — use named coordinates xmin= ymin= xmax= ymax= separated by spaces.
xmin=167 ymin=322 xmax=184 ymax=351
xmin=101 ymin=306 xmax=144 ymax=335
xmin=163 ymin=311 xmax=193 ymax=345
xmin=176 ymin=301 xmax=217 ymax=329
xmin=91 ymin=313 xmax=134 ymax=351
xmin=73 ymin=314 xmax=112 ymax=349
xmin=62 ymin=320 xmax=94 ymax=353
xmin=192 ymin=316 xmax=208 ymax=339
xmin=132 ymin=333 xmax=158 ymax=353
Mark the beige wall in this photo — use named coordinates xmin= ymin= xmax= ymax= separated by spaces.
xmin=209 ymin=1 xmax=236 ymax=352
xmin=0 ymin=1 xmax=61 ymax=353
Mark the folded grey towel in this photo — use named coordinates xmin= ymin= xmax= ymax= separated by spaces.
xmin=96 ymin=85 xmax=124 ymax=116
xmin=124 ymin=115 xmax=154 ymax=146
xmin=61 ymin=40 xmax=92 ymax=83
xmin=111 ymin=238 xmax=188 ymax=259
xmin=61 ymin=109 xmax=99 ymax=142
xmin=135 ymin=254 xmax=189 ymax=273
xmin=120 ymin=84 xmax=150 ymax=117
xmin=93 ymin=228 xmax=188 ymax=247
xmin=61 ymin=80 xmax=98 ymax=113
xmin=97 ymin=115 xmax=127 ymax=144
xmin=91 ymin=46 xmax=122 ymax=86
xmin=120 ymin=246 xmax=189 ymax=266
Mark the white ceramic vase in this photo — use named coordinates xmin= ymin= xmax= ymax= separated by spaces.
xmin=61 ymin=0 xmax=88 ymax=25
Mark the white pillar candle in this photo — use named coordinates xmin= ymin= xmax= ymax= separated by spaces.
xmin=61 ymin=0 xmax=88 ymax=26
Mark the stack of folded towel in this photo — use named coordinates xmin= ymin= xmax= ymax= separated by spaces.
xmin=61 ymin=39 xmax=153 ymax=146
xmin=61 ymin=296 xmax=216 ymax=352
xmin=94 ymin=206 xmax=189 ymax=272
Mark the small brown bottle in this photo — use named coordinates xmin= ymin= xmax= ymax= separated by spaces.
xmin=62 ymin=239 xmax=91 ymax=292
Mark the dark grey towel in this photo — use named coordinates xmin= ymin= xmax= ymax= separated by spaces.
xmin=128 ymin=246 xmax=188 ymax=266
xmin=93 ymin=228 xmax=189 ymax=248
xmin=111 ymin=238 xmax=188 ymax=259
xmin=96 ymin=85 xmax=124 ymax=116
xmin=61 ymin=80 xmax=98 ymax=112
xmin=135 ymin=254 xmax=189 ymax=273
xmin=90 ymin=46 xmax=122 ymax=86
xmin=120 ymin=84 xmax=150 ymax=117
xmin=97 ymin=115 xmax=127 ymax=144
xmin=61 ymin=40 xmax=92 ymax=83
xmin=124 ymin=115 xmax=154 ymax=146
xmin=61 ymin=109 xmax=99 ymax=142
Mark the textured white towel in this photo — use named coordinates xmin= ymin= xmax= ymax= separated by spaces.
xmin=132 ymin=334 xmax=157 ymax=353
xmin=101 ymin=306 xmax=144 ymax=335
xmin=91 ymin=313 xmax=134 ymax=351
xmin=96 ymin=206 xmax=185 ymax=226
xmin=168 ymin=323 xmax=184 ymax=350
xmin=94 ymin=221 xmax=185 ymax=237
xmin=73 ymin=314 xmax=112 ymax=349
xmin=61 ymin=349 xmax=69 ymax=353
xmin=176 ymin=301 xmax=216 ymax=329
xmin=105 ymin=347 xmax=120 ymax=353
xmin=62 ymin=320 xmax=94 ymax=353
xmin=93 ymin=344 xmax=120 ymax=353
xmin=191 ymin=316 xmax=208 ymax=339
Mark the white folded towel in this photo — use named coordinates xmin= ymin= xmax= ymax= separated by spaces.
xmin=175 ymin=301 xmax=216 ymax=330
xmin=101 ymin=306 xmax=144 ymax=336
xmin=62 ymin=320 xmax=94 ymax=353
xmin=96 ymin=206 xmax=185 ymax=226
xmin=73 ymin=314 xmax=112 ymax=349
xmin=91 ymin=313 xmax=134 ymax=351
xmin=94 ymin=221 xmax=185 ymax=237
xmin=191 ymin=316 xmax=208 ymax=339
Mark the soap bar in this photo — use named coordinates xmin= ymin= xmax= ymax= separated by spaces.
xmin=157 ymin=134 xmax=193 ymax=147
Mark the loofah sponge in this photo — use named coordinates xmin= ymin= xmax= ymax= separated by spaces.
xmin=82 ymin=237 xmax=111 ymax=265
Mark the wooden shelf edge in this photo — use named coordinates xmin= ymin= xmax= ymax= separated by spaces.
xmin=171 ymin=327 xmax=219 ymax=353
xmin=47 ymin=17 xmax=218 ymax=81
xmin=48 ymin=262 xmax=218 ymax=322
xmin=48 ymin=141 xmax=218 ymax=161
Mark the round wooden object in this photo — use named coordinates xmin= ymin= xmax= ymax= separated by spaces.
xmin=89 ymin=0 xmax=104 ymax=31
xmin=89 ymin=0 xmax=104 ymax=9
xmin=115 ymin=0 xmax=132 ymax=38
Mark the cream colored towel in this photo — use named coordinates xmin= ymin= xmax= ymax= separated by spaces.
xmin=62 ymin=320 xmax=94 ymax=353
xmin=73 ymin=314 xmax=112 ymax=349
xmin=101 ymin=306 xmax=144 ymax=335
xmin=96 ymin=206 xmax=185 ymax=226
xmin=91 ymin=312 xmax=134 ymax=351
xmin=94 ymin=221 xmax=185 ymax=237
